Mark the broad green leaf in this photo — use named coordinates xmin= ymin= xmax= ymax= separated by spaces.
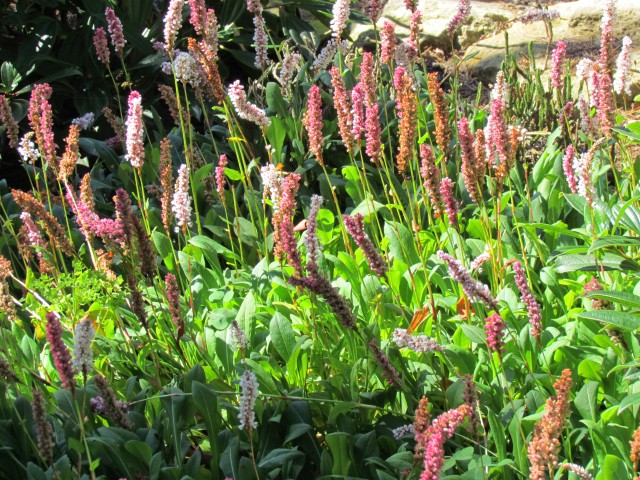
xmin=595 ymin=454 xmax=628 ymax=480
xmin=584 ymin=290 xmax=640 ymax=309
xmin=258 ymin=448 xmax=304 ymax=471
xmin=350 ymin=194 xmax=385 ymax=219
xmin=283 ymin=423 xmax=313 ymax=444
xmin=160 ymin=387 xmax=186 ymax=465
xmin=618 ymin=393 xmax=640 ymax=413
xmin=325 ymin=432 xmax=354 ymax=476
xmin=612 ymin=201 xmax=640 ymax=234
xmin=460 ymin=324 xmax=486 ymax=345
xmin=236 ymin=291 xmax=256 ymax=343
xmin=384 ymin=221 xmax=420 ymax=266
xmin=270 ymin=312 xmax=296 ymax=362
xmin=577 ymin=310 xmax=640 ymax=331
xmin=612 ymin=126 xmax=640 ymax=142
xmin=192 ymin=381 xmax=220 ymax=478
xmin=553 ymin=253 xmax=640 ymax=273
xmin=574 ymin=381 xmax=599 ymax=422
xmin=265 ymin=82 xmax=289 ymax=118
xmin=588 ymin=235 xmax=640 ymax=253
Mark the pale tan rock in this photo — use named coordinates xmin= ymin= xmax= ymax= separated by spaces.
xmin=461 ymin=0 xmax=640 ymax=94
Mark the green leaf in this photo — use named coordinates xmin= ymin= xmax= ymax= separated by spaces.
xmin=1 ymin=62 xmax=21 ymax=91
xmin=350 ymin=195 xmax=385 ymax=219
xmin=124 ymin=440 xmax=152 ymax=465
xmin=270 ymin=312 xmax=296 ymax=363
xmin=266 ymin=82 xmax=289 ymax=118
xmin=618 ymin=393 xmax=640 ymax=414
xmin=553 ymin=253 xmax=640 ymax=273
xmin=328 ymin=401 xmax=357 ymax=425
xmin=612 ymin=201 xmax=640 ymax=234
xmin=577 ymin=310 xmax=640 ymax=331
xmin=574 ymin=381 xmax=599 ymax=422
xmin=236 ymin=291 xmax=256 ymax=343
xmin=384 ymin=221 xmax=420 ymax=266
xmin=595 ymin=454 xmax=629 ymax=480
xmin=159 ymin=387 xmax=186 ymax=465
xmin=192 ymin=381 xmax=220 ymax=478
xmin=325 ymin=432 xmax=353 ymax=476
xmin=584 ymin=290 xmax=640 ymax=309
xmin=588 ymin=235 xmax=640 ymax=253
xmin=612 ymin=126 xmax=640 ymax=142
xmin=284 ymin=423 xmax=313 ymax=444
xmin=258 ymin=448 xmax=304 ymax=471
xmin=523 ymin=222 xmax=589 ymax=240
xmin=564 ymin=193 xmax=587 ymax=214
xmin=460 ymin=324 xmax=486 ymax=345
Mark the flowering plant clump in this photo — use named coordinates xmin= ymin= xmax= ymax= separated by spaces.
xmin=0 ymin=0 xmax=639 ymax=478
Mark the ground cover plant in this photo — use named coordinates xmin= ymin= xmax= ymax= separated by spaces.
xmin=0 ymin=0 xmax=640 ymax=478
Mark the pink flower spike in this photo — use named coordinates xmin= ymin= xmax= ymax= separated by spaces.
xmin=563 ymin=145 xmax=579 ymax=193
xmin=125 ymin=91 xmax=145 ymax=169
xmin=172 ymin=164 xmax=192 ymax=233
xmin=303 ymin=85 xmax=324 ymax=165
xmin=93 ymin=28 xmax=110 ymax=66
xmin=440 ymin=178 xmax=458 ymax=228
xmin=512 ymin=261 xmax=542 ymax=342
xmin=380 ymin=21 xmax=397 ymax=63
xmin=551 ymin=41 xmax=567 ymax=89
xmin=228 ymin=80 xmax=270 ymax=128
xmin=484 ymin=313 xmax=506 ymax=355
xmin=164 ymin=0 xmax=185 ymax=54
xmin=215 ymin=154 xmax=228 ymax=206
xmin=331 ymin=0 xmax=350 ymax=38
xmin=105 ymin=7 xmax=126 ymax=54
xmin=614 ymin=36 xmax=633 ymax=95
xmin=447 ymin=0 xmax=470 ymax=36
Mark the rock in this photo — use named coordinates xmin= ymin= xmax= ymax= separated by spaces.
xmin=350 ymin=0 xmax=517 ymax=52
xmin=461 ymin=0 xmax=640 ymax=94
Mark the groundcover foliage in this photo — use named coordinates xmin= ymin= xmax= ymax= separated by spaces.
xmin=1 ymin=0 xmax=640 ymax=479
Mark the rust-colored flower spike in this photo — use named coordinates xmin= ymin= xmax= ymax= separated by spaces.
xmin=79 ymin=174 xmax=95 ymax=212
xmin=93 ymin=374 xmax=132 ymax=429
xmin=303 ymin=85 xmax=324 ymax=166
xmin=0 ymin=256 xmax=16 ymax=321
xmin=58 ymin=124 xmax=80 ymax=181
xmin=474 ymin=128 xmax=487 ymax=170
xmin=413 ymin=396 xmax=431 ymax=456
xmin=428 ymin=72 xmax=450 ymax=154
xmin=368 ymin=338 xmax=402 ymax=388
xmin=462 ymin=374 xmax=479 ymax=434
xmin=420 ymin=144 xmax=444 ymax=218
xmin=46 ymin=312 xmax=77 ymax=392
xmin=31 ymin=389 xmax=55 ymax=465
xmin=527 ymin=369 xmax=573 ymax=480
xmin=0 ymin=94 xmax=19 ymax=148
xmin=458 ymin=117 xmax=482 ymax=203
xmin=631 ymin=425 xmax=640 ymax=474
xmin=189 ymin=39 xmax=225 ymax=104
xmin=343 ymin=214 xmax=387 ymax=278
xmin=273 ymin=172 xmax=303 ymax=276
xmin=28 ymin=84 xmax=58 ymax=169
xmin=165 ymin=273 xmax=184 ymax=340
xmin=394 ymin=67 xmax=417 ymax=175
xmin=102 ymin=106 xmax=125 ymax=143
xmin=158 ymin=85 xmax=182 ymax=125
xmin=330 ymin=67 xmax=356 ymax=154
xmin=126 ymin=274 xmax=149 ymax=332
xmin=12 ymin=189 xmax=75 ymax=257
xmin=159 ymin=139 xmax=174 ymax=232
